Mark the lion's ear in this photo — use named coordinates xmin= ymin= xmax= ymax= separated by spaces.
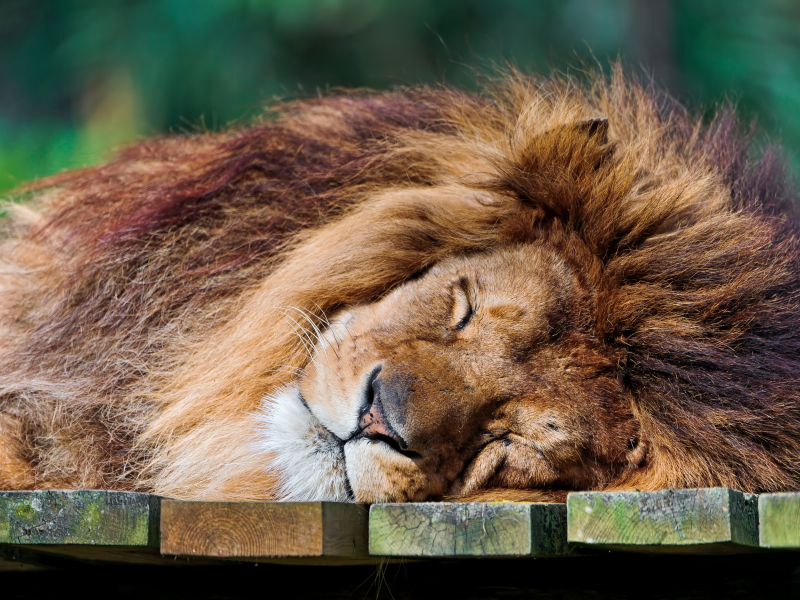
xmin=571 ymin=117 xmax=609 ymax=144
xmin=535 ymin=117 xmax=609 ymax=156
xmin=503 ymin=116 xmax=612 ymax=222
xmin=513 ymin=115 xmax=611 ymax=172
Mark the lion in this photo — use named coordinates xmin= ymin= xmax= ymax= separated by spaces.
xmin=1 ymin=69 xmax=799 ymax=503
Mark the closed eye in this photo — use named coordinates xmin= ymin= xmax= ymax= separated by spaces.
xmin=451 ymin=279 xmax=473 ymax=330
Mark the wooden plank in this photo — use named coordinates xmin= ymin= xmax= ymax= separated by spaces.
xmin=567 ymin=488 xmax=759 ymax=554
xmin=160 ymin=500 xmax=370 ymax=563
xmin=0 ymin=490 xmax=163 ymax=565
xmin=0 ymin=490 xmax=159 ymax=546
xmin=758 ymin=492 xmax=800 ymax=548
xmin=369 ymin=502 xmax=568 ymax=557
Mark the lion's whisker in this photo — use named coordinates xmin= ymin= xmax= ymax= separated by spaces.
xmin=311 ymin=301 xmax=343 ymax=350
xmin=265 ymin=366 xmax=305 ymax=377
xmin=288 ymin=306 xmax=340 ymax=360
xmin=298 ymin=307 xmax=329 ymax=349
xmin=281 ymin=312 xmax=318 ymax=366
xmin=284 ymin=307 xmax=323 ymax=346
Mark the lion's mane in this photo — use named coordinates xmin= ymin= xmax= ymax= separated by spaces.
xmin=2 ymin=69 xmax=799 ymax=500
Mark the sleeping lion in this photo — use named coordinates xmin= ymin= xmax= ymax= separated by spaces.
xmin=1 ymin=70 xmax=799 ymax=503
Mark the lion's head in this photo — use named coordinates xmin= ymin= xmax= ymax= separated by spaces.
xmin=260 ymin=242 xmax=645 ymax=502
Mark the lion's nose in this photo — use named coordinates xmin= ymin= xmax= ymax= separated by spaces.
xmin=356 ymin=365 xmax=411 ymax=452
xmin=358 ymin=401 xmax=393 ymax=440
xmin=362 ymin=364 xmax=382 ymax=410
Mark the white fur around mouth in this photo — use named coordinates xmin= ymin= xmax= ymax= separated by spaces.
xmin=254 ymin=385 xmax=351 ymax=501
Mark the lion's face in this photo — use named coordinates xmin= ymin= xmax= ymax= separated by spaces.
xmin=259 ymin=243 xmax=644 ymax=502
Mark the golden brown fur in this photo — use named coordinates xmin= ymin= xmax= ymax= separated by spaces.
xmin=1 ymin=68 xmax=799 ymax=501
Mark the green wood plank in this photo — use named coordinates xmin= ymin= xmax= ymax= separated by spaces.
xmin=0 ymin=490 xmax=164 ymax=565
xmin=369 ymin=502 xmax=567 ymax=557
xmin=758 ymin=493 xmax=800 ymax=548
xmin=567 ymin=488 xmax=759 ymax=554
xmin=0 ymin=490 xmax=159 ymax=546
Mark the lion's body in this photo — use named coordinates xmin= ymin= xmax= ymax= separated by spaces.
xmin=1 ymin=71 xmax=800 ymax=501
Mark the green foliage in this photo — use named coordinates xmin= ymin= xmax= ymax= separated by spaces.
xmin=1 ymin=0 xmax=799 ymax=194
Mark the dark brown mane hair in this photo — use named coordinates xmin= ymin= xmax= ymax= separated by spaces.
xmin=1 ymin=67 xmax=799 ymax=499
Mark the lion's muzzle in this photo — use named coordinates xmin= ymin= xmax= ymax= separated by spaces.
xmin=353 ymin=365 xmax=417 ymax=456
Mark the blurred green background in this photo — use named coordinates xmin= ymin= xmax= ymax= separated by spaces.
xmin=2 ymin=0 xmax=800 ymax=194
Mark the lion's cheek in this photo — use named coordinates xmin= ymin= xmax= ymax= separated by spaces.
xmin=255 ymin=385 xmax=350 ymax=501
xmin=344 ymin=439 xmax=430 ymax=502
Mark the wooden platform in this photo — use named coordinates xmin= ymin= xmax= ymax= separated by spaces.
xmin=369 ymin=501 xmax=568 ymax=557
xmin=567 ymin=487 xmax=759 ymax=554
xmin=2 ymin=487 xmax=800 ymax=568
xmin=160 ymin=499 xmax=370 ymax=563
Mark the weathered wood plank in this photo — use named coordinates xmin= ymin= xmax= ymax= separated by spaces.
xmin=757 ymin=492 xmax=800 ymax=548
xmin=567 ymin=488 xmax=759 ymax=554
xmin=0 ymin=490 xmax=163 ymax=565
xmin=160 ymin=500 xmax=370 ymax=562
xmin=369 ymin=502 xmax=568 ymax=557
xmin=0 ymin=490 xmax=159 ymax=547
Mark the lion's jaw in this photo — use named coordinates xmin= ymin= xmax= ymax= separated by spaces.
xmin=255 ymin=382 xmax=427 ymax=502
xmin=259 ymin=243 xmax=643 ymax=503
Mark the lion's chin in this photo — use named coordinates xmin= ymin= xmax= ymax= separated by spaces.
xmin=344 ymin=438 xmax=431 ymax=503
xmin=255 ymin=384 xmax=432 ymax=503
xmin=255 ymin=385 xmax=350 ymax=501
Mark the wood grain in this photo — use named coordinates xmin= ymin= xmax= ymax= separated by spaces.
xmin=567 ymin=488 xmax=759 ymax=554
xmin=369 ymin=502 xmax=568 ymax=557
xmin=159 ymin=500 xmax=369 ymax=561
xmin=758 ymin=493 xmax=800 ymax=548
